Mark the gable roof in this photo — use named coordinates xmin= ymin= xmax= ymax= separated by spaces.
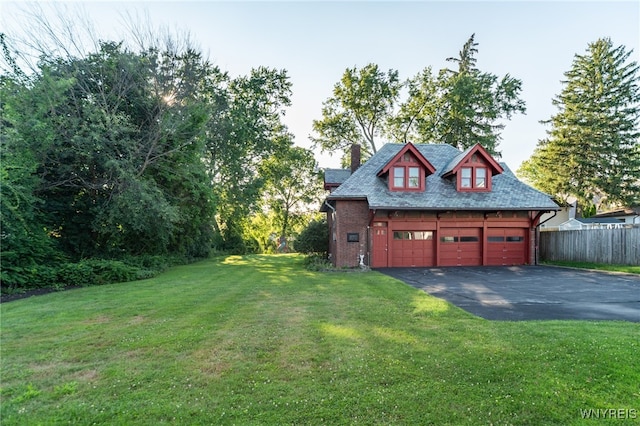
xmin=441 ymin=143 xmax=504 ymax=177
xmin=377 ymin=142 xmax=436 ymax=177
xmin=327 ymin=143 xmax=559 ymax=211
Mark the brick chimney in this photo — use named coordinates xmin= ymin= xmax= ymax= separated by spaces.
xmin=350 ymin=144 xmax=361 ymax=173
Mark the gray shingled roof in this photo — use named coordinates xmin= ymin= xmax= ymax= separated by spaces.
xmin=441 ymin=144 xmax=475 ymax=176
xmin=324 ymin=168 xmax=352 ymax=185
xmin=328 ymin=143 xmax=560 ymax=211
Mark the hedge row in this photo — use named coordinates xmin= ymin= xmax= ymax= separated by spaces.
xmin=0 ymin=255 xmax=183 ymax=294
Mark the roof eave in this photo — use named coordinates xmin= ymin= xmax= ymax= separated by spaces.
xmin=368 ymin=205 xmax=561 ymax=211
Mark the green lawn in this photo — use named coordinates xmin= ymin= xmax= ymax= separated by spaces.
xmin=1 ymin=255 xmax=638 ymax=425
xmin=542 ymin=260 xmax=640 ymax=275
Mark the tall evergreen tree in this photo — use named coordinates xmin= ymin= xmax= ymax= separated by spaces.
xmin=519 ymin=38 xmax=640 ymax=210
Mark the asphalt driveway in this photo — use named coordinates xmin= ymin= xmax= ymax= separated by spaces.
xmin=379 ymin=266 xmax=640 ymax=321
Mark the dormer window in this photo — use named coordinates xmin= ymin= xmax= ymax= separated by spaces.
xmin=408 ymin=167 xmax=420 ymax=188
xmin=393 ymin=167 xmax=404 ymax=187
xmin=459 ymin=166 xmax=489 ymax=191
xmin=476 ymin=168 xmax=487 ymax=188
xmin=441 ymin=144 xmax=503 ymax=193
xmin=379 ymin=143 xmax=436 ymax=193
xmin=461 ymin=168 xmax=472 ymax=188
xmin=392 ymin=166 xmax=421 ymax=189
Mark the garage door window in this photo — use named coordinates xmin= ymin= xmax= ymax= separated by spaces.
xmin=414 ymin=231 xmax=433 ymax=240
xmin=441 ymin=235 xmax=478 ymax=242
xmin=394 ymin=231 xmax=433 ymax=240
xmin=460 ymin=236 xmax=479 ymax=242
xmin=506 ymin=236 xmax=524 ymax=242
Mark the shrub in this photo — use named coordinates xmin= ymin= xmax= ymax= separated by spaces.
xmin=294 ymin=219 xmax=329 ymax=255
xmin=1 ymin=254 xmax=188 ymax=294
xmin=303 ymin=253 xmax=333 ymax=271
xmin=79 ymin=259 xmax=139 ymax=285
xmin=57 ymin=262 xmax=95 ymax=287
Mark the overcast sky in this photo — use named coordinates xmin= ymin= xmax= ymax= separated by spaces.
xmin=3 ymin=1 xmax=639 ymax=171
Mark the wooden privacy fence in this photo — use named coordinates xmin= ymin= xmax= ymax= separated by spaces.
xmin=540 ymin=227 xmax=640 ymax=265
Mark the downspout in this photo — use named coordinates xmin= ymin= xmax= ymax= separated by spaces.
xmin=324 ymin=199 xmax=336 ymax=214
xmin=534 ymin=210 xmax=558 ymax=265
xmin=324 ymin=200 xmax=336 ymax=261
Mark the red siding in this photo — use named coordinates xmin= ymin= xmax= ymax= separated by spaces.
xmin=330 ymin=209 xmax=538 ymax=268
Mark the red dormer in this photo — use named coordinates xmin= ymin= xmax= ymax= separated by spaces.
xmin=441 ymin=143 xmax=503 ymax=192
xmin=377 ymin=143 xmax=436 ymax=192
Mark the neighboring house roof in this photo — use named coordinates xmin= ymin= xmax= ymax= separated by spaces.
xmin=327 ymin=143 xmax=559 ymax=211
xmin=557 ymin=217 xmax=627 ymax=230
xmin=592 ymin=207 xmax=640 ymax=218
xmin=576 ymin=217 xmax=624 ymax=224
xmin=557 ymin=218 xmax=586 ymax=229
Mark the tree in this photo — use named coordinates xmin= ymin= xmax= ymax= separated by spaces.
xmin=259 ymin=143 xmax=322 ymax=240
xmin=204 ymin=66 xmax=293 ymax=252
xmin=519 ymin=38 xmax=640 ymax=210
xmin=0 ymin=75 xmax=61 ymax=288
xmin=311 ymin=63 xmax=401 ymax=161
xmin=1 ymin=34 xmax=217 ymax=259
xmin=387 ymin=67 xmax=441 ymax=144
xmin=393 ymin=34 xmax=526 ymax=155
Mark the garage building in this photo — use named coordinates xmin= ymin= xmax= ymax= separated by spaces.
xmin=322 ymin=143 xmax=560 ymax=268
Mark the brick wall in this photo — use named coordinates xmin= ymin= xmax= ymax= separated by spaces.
xmin=332 ymin=200 xmax=370 ymax=267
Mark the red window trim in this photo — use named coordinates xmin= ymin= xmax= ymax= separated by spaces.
xmin=458 ymin=166 xmax=491 ymax=192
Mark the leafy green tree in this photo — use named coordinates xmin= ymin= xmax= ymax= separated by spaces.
xmin=0 ymin=76 xmax=61 ymax=288
xmin=259 ymin=143 xmax=322 ymax=240
xmin=311 ymin=63 xmax=401 ymax=160
xmin=393 ymin=34 xmax=526 ymax=155
xmin=519 ymin=38 xmax=640 ymax=210
xmin=204 ymin=66 xmax=293 ymax=251
xmin=3 ymin=40 xmax=215 ymax=259
xmin=387 ymin=67 xmax=441 ymax=144
xmin=243 ymin=211 xmax=280 ymax=254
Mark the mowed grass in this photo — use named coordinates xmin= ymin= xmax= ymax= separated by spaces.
xmin=1 ymin=255 xmax=638 ymax=425
xmin=542 ymin=260 xmax=640 ymax=275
